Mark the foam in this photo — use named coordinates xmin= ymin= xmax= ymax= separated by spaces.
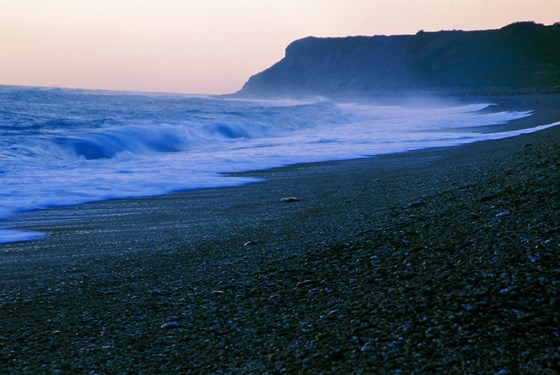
xmin=0 ymin=88 xmax=555 ymax=244
xmin=0 ymin=229 xmax=44 ymax=244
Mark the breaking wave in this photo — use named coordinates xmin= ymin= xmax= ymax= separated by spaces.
xmin=0 ymin=86 xmax=556 ymax=243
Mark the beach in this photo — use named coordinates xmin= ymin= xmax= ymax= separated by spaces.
xmin=1 ymin=95 xmax=559 ymax=373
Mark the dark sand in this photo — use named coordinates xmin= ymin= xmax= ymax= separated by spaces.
xmin=1 ymin=95 xmax=559 ymax=373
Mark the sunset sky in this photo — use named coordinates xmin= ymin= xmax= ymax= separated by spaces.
xmin=1 ymin=0 xmax=558 ymax=94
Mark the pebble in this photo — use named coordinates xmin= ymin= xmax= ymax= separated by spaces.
xmin=480 ymin=193 xmax=498 ymax=202
xmin=361 ymin=342 xmax=373 ymax=352
xmin=280 ymin=197 xmax=300 ymax=203
xmin=160 ymin=322 xmax=180 ymax=329
xmin=243 ymin=240 xmax=261 ymax=247
xmin=296 ymin=279 xmax=319 ymax=288
xmin=408 ymin=200 xmax=425 ymax=208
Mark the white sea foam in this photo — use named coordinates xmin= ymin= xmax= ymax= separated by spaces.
xmin=0 ymin=86 xmax=556 ymax=244
xmin=0 ymin=229 xmax=44 ymax=244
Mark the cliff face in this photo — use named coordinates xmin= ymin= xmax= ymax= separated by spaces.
xmin=238 ymin=22 xmax=560 ymax=97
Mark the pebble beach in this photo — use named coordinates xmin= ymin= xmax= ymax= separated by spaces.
xmin=1 ymin=95 xmax=559 ymax=373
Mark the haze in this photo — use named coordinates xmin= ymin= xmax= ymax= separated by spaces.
xmin=1 ymin=0 xmax=558 ymax=94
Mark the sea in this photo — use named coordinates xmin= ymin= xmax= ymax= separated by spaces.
xmin=1 ymin=85 xmax=558 ymax=244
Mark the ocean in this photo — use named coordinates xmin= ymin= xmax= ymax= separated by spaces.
xmin=0 ymin=85 xmax=557 ymax=244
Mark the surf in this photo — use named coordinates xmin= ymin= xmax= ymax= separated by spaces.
xmin=1 ymin=86 xmax=556 ymax=244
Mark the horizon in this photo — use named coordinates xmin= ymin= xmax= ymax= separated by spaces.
xmin=2 ymin=0 xmax=559 ymax=95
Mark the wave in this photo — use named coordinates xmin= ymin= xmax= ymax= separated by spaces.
xmin=52 ymin=127 xmax=189 ymax=160
xmin=0 ymin=88 xmax=553 ymax=244
xmin=2 ymin=99 xmax=347 ymax=162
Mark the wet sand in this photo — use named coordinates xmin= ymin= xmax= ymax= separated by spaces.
xmin=1 ymin=95 xmax=559 ymax=373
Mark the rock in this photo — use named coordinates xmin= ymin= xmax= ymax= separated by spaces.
xmin=243 ymin=240 xmax=262 ymax=247
xmin=280 ymin=197 xmax=300 ymax=203
xmin=161 ymin=322 xmax=180 ymax=329
xmin=408 ymin=200 xmax=425 ymax=208
xmin=296 ymin=279 xmax=320 ymax=288
xmin=361 ymin=342 xmax=373 ymax=352
xmin=479 ymin=193 xmax=498 ymax=202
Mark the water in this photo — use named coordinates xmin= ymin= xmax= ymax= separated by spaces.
xmin=1 ymin=85 xmax=558 ymax=244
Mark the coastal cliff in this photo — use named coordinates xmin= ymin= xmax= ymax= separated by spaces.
xmin=238 ymin=22 xmax=560 ymax=97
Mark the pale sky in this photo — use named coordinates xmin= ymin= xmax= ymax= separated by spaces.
xmin=1 ymin=0 xmax=558 ymax=94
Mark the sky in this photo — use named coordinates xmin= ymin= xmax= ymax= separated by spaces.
xmin=1 ymin=0 xmax=558 ymax=95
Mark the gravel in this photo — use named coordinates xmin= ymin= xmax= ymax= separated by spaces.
xmin=1 ymin=95 xmax=559 ymax=373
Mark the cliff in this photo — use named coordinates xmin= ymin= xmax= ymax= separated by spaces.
xmin=237 ymin=22 xmax=560 ymax=97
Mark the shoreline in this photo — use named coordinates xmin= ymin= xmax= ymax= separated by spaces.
xmin=1 ymin=93 xmax=558 ymax=246
xmin=1 ymin=95 xmax=559 ymax=372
